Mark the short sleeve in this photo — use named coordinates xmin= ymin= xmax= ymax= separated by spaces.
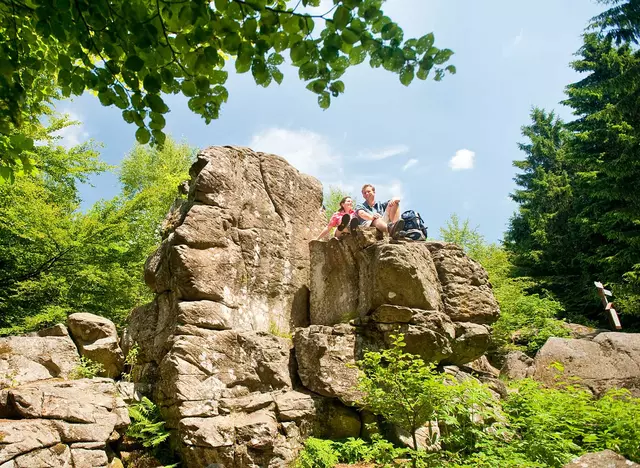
xmin=328 ymin=212 xmax=341 ymax=227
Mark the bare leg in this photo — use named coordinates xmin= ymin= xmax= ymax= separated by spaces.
xmin=387 ymin=204 xmax=400 ymax=222
xmin=372 ymin=218 xmax=388 ymax=233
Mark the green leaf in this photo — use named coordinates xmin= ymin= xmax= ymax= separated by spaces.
xmin=349 ymin=46 xmax=366 ymax=65
xmin=306 ymin=79 xmax=327 ymax=94
xmin=149 ymin=113 xmax=166 ymax=130
xmin=145 ymin=94 xmax=169 ymax=113
xmin=290 ymin=42 xmax=307 ymax=64
xmin=273 ymin=32 xmax=289 ymax=52
xmin=318 ymin=91 xmax=330 ymax=109
xmin=416 ymin=67 xmax=429 ymax=80
xmin=181 ymin=80 xmax=197 ymax=97
xmin=342 ymin=29 xmax=360 ymax=45
xmin=416 ymin=33 xmax=434 ymax=53
xmin=143 ymin=74 xmax=162 ymax=93
xmin=195 ymin=76 xmax=210 ymax=91
xmin=124 ymin=56 xmax=145 ymax=72
xmin=399 ymin=65 xmax=414 ymax=86
xmin=329 ymin=80 xmax=345 ymax=97
xmin=333 ymin=6 xmax=351 ymax=30
xmin=135 ymin=127 xmax=151 ymax=144
xmin=267 ymin=53 xmax=284 ymax=66
xmin=271 ymin=68 xmax=283 ymax=85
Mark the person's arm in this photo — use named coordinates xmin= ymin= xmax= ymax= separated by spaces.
xmin=316 ymin=225 xmax=332 ymax=240
xmin=356 ymin=209 xmax=376 ymax=221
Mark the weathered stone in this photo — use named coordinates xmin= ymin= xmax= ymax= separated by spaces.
xmin=360 ymin=311 xmax=456 ymax=364
xmin=500 ymin=351 xmax=534 ymax=380
xmin=312 ymin=399 xmax=361 ymax=440
xmin=31 ymin=324 xmax=69 ymax=338
xmin=448 ymin=322 xmax=491 ymax=365
xmin=426 ymin=242 xmax=500 ymax=324
xmin=9 ymin=443 xmax=72 ymax=467
xmin=0 ymin=335 xmax=79 ymax=388
xmin=1 ymin=379 xmax=129 ymax=430
xmin=176 ymin=300 xmax=235 ymax=330
xmin=0 ymin=420 xmax=61 ymax=464
xmin=563 ymin=450 xmax=639 ymax=467
xmin=370 ymin=304 xmax=414 ymax=323
xmin=466 ymin=355 xmax=500 ymax=378
xmin=561 ymin=322 xmax=602 ymax=339
xmin=532 ymin=333 xmax=640 ymax=396
xmin=67 ymin=313 xmax=124 ymax=378
xmin=70 ymin=448 xmax=108 ymax=467
xmin=274 ymin=391 xmax=316 ymax=422
xmin=293 ymin=325 xmax=362 ymax=405
xmin=393 ymin=422 xmax=441 ymax=450
xmin=310 ymin=238 xmax=444 ymax=325
xmin=156 ymin=330 xmax=293 ymax=421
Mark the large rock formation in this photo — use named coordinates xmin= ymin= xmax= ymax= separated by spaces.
xmin=129 ymin=146 xmax=330 ymax=466
xmin=126 ymin=146 xmax=502 ymax=466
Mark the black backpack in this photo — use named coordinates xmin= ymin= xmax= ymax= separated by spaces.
xmin=400 ymin=210 xmax=428 ymax=240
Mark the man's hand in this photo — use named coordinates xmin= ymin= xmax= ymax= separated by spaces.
xmin=373 ymin=213 xmax=382 ymax=219
xmin=388 ymin=198 xmax=401 ymax=207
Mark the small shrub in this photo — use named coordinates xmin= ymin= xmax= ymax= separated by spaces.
xmin=127 ymin=397 xmax=171 ymax=449
xmin=70 ymin=356 xmax=105 ymax=379
xmin=122 ymin=343 xmax=140 ymax=382
xmin=295 ymin=437 xmax=338 ymax=468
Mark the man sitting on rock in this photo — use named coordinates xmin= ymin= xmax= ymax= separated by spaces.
xmin=355 ymin=184 xmax=405 ymax=238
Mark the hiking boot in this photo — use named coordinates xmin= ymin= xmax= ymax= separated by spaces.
xmin=337 ymin=213 xmax=350 ymax=232
xmin=388 ymin=219 xmax=405 ymax=239
xmin=349 ymin=217 xmax=359 ymax=233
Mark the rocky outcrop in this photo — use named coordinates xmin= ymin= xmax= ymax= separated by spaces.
xmin=126 ymin=146 xmax=503 ymax=467
xmin=129 ymin=146 xmax=329 ymax=466
xmin=295 ymin=236 xmax=499 ymax=399
xmin=563 ymin=450 xmax=639 ymax=467
xmin=0 ymin=378 xmax=129 ymax=467
xmin=68 ymin=312 xmax=125 ymax=378
xmin=0 ymin=335 xmax=79 ymax=388
xmin=531 ymin=333 xmax=640 ymax=397
xmin=142 ymin=146 xmax=324 ymax=336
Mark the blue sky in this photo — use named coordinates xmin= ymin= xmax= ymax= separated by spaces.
xmin=58 ymin=0 xmax=603 ymax=242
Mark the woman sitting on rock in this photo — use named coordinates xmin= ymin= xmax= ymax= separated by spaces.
xmin=316 ymin=196 xmax=359 ymax=240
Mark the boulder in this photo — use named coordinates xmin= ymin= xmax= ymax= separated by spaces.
xmin=293 ymin=325 xmax=362 ymax=405
xmin=0 ymin=378 xmax=129 ymax=467
xmin=500 ymin=351 xmax=534 ymax=380
xmin=156 ymin=329 xmax=293 ymax=416
xmin=563 ymin=450 xmax=639 ymax=467
xmin=426 ymin=242 xmax=500 ymax=324
xmin=309 ymin=238 xmax=444 ymax=325
xmin=532 ymin=333 xmax=640 ymax=396
xmin=0 ymin=335 xmax=79 ymax=388
xmin=67 ymin=313 xmax=124 ymax=378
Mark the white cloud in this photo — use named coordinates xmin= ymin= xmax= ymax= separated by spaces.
xmin=449 ymin=149 xmax=475 ymax=171
xmin=52 ymin=110 xmax=89 ymax=148
xmin=359 ymin=144 xmax=409 ymax=161
xmin=503 ymin=28 xmax=524 ymax=57
xmin=402 ymin=158 xmax=418 ymax=171
xmin=249 ymin=127 xmax=344 ymax=182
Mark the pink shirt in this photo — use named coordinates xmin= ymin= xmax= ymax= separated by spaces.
xmin=328 ymin=209 xmax=355 ymax=228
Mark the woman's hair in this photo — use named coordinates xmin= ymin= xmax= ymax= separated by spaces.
xmin=338 ymin=196 xmax=352 ymax=212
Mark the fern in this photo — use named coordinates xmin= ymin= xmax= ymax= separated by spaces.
xmin=127 ymin=397 xmax=171 ymax=448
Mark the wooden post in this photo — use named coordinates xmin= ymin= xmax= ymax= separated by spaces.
xmin=594 ymin=281 xmax=622 ymax=330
